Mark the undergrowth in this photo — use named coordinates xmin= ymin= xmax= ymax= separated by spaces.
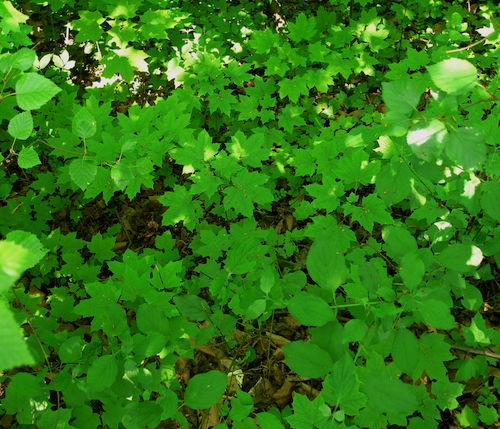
xmin=0 ymin=0 xmax=499 ymax=428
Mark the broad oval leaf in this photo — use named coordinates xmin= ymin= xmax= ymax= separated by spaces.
xmin=72 ymin=107 xmax=97 ymax=139
xmin=17 ymin=146 xmax=41 ymax=169
xmin=184 ymin=370 xmax=227 ymax=409
xmin=480 ymin=181 xmax=500 ymax=222
xmin=283 ymin=341 xmax=333 ymax=378
xmin=437 ymin=243 xmax=483 ymax=273
xmin=307 ymin=238 xmax=348 ymax=292
xmin=288 ymin=292 xmax=334 ymax=327
xmin=15 ymin=73 xmax=61 ymax=110
xmin=407 ymin=119 xmax=447 ymax=161
xmin=427 ymin=58 xmax=477 ymax=94
xmin=8 ymin=111 xmax=33 ymax=140
xmin=445 ymin=127 xmax=485 ymax=170
xmin=69 ymin=159 xmax=98 ymax=190
xmin=417 ymin=299 xmax=455 ymax=330
xmin=87 ymin=355 xmax=118 ymax=392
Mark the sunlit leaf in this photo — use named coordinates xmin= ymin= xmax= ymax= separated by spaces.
xmin=427 ymin=58 xmax=477 ymax=94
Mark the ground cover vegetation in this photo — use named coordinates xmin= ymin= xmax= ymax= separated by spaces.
xmin=0 ymin=0 xmax=498 ymax=427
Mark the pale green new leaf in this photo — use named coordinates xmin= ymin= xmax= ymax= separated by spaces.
xmin=184 ymin=370 xmax=227 ymax=409
xmin=382 ymin=78 xmax=423 ymax=115
xmin=15 ymin=73 xmax=61 ymax=110
xmin=69 ymin=159 xmax=98 ymax=190
xmin=427 ymin=58 xmax=477 ymax=94
xmin=407 ymin=119 xmax=447 ymax=161
xmin=0 ymin=1 xmax=29 ymax=33
xmin=72 ymin=107 xmax=97 ymax=139
xmin=17 ymin=146 xmax=40 ymax=169
xmin=0 ymin=300 xmax=35 ymax=370
xmin=0 ymin=231 xmax=47 ymax=293
xmin=8 ymin=111 xmax=33 ymax=140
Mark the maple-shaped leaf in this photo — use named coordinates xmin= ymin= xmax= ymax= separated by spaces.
xmin=278 ymin=75 xmax=308 ymax=103
xmin=159 ymin=185 xmax=203 ymax=230
xmin=344 ymin=194 xmax=393 ymax=232
xmin=208 ymin=88 xmax=237 ymax=115
xmin=229 ymin=130 xmax=272 ymax=168
xmin=114 ymin=46 xmax=149 ymax=74
xmin=102 ymin=54 xmax=135 ymax=81
xmin=288 ymin=13 xmax=317 ymax=42
xmin=73 ymin=10 xmax=105 ymax=42
xmin=278 ymin=105 xmax=306 ymax=133
xmin=248 ymin=28 xmax=280 ymax=54
xmin=223 ymin=170 xmax=274 ymax=217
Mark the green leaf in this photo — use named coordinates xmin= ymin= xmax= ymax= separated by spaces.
xmin=0 ymin=1 xmax=29 ymax=33
xmin=8 ymin=111 xmax=32 ymax=140
xmin=400 ymin=252 xmax=425 ymax=289
xmin=307 ymin=237 xmax=348 ymax=292
xmin=283 ymin=341 xmax=333 ymax=378
xmin=382 ymin=225 xmax=417 ymax=261
xmin=392 ymin=329 xmax=420 ymax=377
xmin=69 ymin=159 xmax=98 ymax=190
xmin=445 ymin=127 xmax=486 ymax=169
xmin=480 ymin=181 xmax=500 ymax=221
xmin=229 ymin=390 xmax=253 ymax=422
xmin=461 ymin=283 xmax=483 ymax=311
xmin=184 ymin=370 xmax=227 ymax=409
xmin=382 ymin=79 xmax=423 ymax=115
xmin=174 ymin=295 xmax=211 ymax=321
xmin=288 ymin=292 xmax=334 ymax=327
xmin=17 ymin=146 xmax=40 ymax=169
xmin=72 ymin=107 xmax=97 ymax=139
xmin=73 ymin=10 xmax=105 ymax=42
xmin=159 ymin=185 xmax=203 ymax=230
xmin=59 ymin=336 xmax=83 ymax=363
xmin=417 ymin=299 xmax=455 ymax=330
xmin=2 ymin=373 xmax=47 ymax=423
xmin=87 ymin=354 xmax=119 ymax=392
xmin=288 ymin=13 xmax=317 ymax=42
xmin=427 ymin=58 xmax=477 ymax=94
xmin=0 ymin=299 xmax=35 ymax=370
xmin=407 ymin=119 xmax=447 ymax=161
xmin=257 ymin=412 xmax=285 ymax=429
xmin=122 ymin=401 xmax=163 ymax=429
xmin=437 ymin=243 xmax=483 ymax=273
xmin=0 ymin=231 xmax=47 ymax=293
xmin=360 ymin=354 xmax=418 ymax=425
xmin=223 ymin=170 xmax=274 ymax=217
xmin=286 ymin=394 xmax=331 ymax=429
xmin=15 ymin=73 xmax=61 ymax=110
xmin=322 ymin=356 xmax=366 ymax=414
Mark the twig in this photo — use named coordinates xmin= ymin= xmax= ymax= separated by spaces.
xmin=451 ymin=344 xmax=500 ymax=360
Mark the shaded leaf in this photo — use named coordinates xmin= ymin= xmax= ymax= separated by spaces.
xmin=184 ymin=370 xmax=227 ymax=409
xmin=283 ymin=341 xmax=333 ymax=378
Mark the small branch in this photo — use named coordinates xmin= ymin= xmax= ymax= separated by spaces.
xmin=451 ymin=344 xmax=500 ymax=360
xmin=446 ymin=38 xmax=485 ymax=53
